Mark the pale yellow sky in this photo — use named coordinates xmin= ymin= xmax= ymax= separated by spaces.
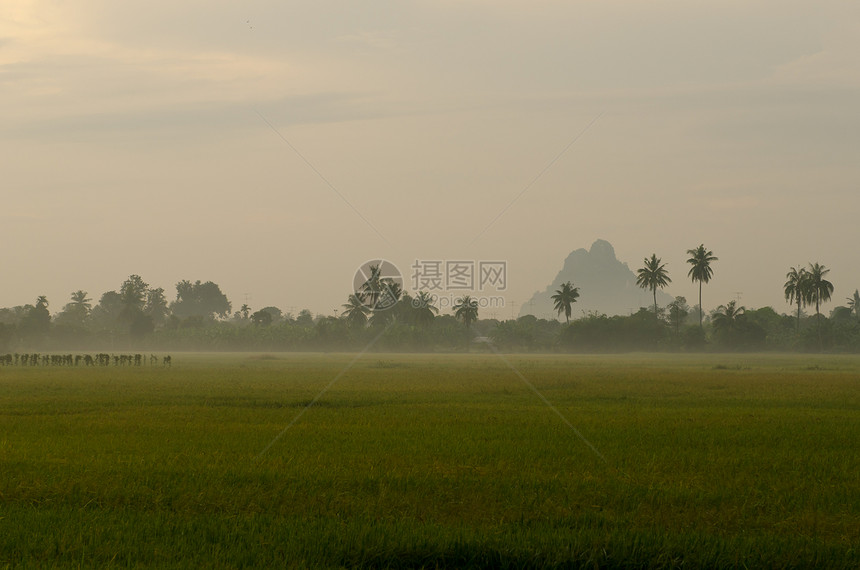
xmin=2 ymin=1 xmax=859 ymax=317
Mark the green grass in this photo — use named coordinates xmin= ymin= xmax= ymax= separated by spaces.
xmin=1 ymin=353 xmax=859 ymax=568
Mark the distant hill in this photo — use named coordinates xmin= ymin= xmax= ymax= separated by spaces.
xmin=520 ymin=239 xmax=674 ymax=319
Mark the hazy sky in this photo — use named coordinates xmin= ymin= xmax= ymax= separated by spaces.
xmin=3 ymin=1 xmax=859 ymax=318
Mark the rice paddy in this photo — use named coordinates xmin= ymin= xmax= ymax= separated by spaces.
xmin=1 ymin=352 xmax=858 ymax=568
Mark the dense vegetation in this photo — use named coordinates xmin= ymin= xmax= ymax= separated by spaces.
xmin=1 ymin=257 xmax=859 ymax=353
xmin=1 ymin=353 xmax=858 ymax=568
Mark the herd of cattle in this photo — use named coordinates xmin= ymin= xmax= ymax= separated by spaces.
xmin=0 ymin=353 xmax=172 ymax=367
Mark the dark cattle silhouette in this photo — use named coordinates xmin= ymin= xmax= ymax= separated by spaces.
xmin=1 ymin=353 xmax=173 ymax=368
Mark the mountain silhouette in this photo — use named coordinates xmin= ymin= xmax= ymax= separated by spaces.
xmin=520 ymin=239 xmax=674 ymax=319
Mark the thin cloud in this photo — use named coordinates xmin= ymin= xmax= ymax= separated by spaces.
xmin=334 ymin=31 xmax=398 ymax=50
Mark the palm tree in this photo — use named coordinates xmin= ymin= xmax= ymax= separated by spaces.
xmin=711 ymin=300 xmax=745 ymax=347
xmin=22 ymin=295 xmax=51 ymax=335
xmin=807 ymin=262 xmax=834 ymax=345
xmin=70 ymin=290 xmax=91 ymax=312
xmin=784 ymin=266 xmax=811 ymax=333
xmin=551 ymin=281 xmax=580 ymax=324
xmin=60 ymin=290 xmax=91 ymax=327
xmin=358 ymin=264 xmax=383 ymax=309
xmin=686 ymin=244 xmax=718 ymax=328
xmin=341 ymin=294 xmax=370 ymax=328
xmin=711 ymin=300 xmax=745 ymax=333
xmin=453 ymin=295 xmax=479 ymax=329
xmin=358 ymin=264 xmax=401 ymax=311
xmin=240 ymin=304 xmax=251 ymax=320
xmin=413 ymin=291 xmax=439 ymax=327
xmin=380 ymin=280 xmax=403 ymax=311
xmin=636 ymin=254 xmax=671 ymax=315
xmin=847 ymin=289 xmax=860 ymax=321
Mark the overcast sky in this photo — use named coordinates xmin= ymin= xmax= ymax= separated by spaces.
xmin=2 ymin=0 xmax=859 ymax=318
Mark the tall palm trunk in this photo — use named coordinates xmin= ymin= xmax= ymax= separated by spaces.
xmin=816 ymin=295 xmax=822 ymax=349
xmin=796 ymin=297 xmax=802 ymax=333
xmin=698 ymin=281 xmax=703 ymax=328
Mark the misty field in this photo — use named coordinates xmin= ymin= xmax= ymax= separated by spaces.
xmin=1 ymin=353 xmax=858 ymax=568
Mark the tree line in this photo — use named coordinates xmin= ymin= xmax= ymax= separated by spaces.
xmin=549 ymin=244 xmax=858 ymax=352
xmin=1 ymin=247 xmax=858 ymax=352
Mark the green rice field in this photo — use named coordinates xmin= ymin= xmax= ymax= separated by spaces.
xmin=1 ymin=353 xmax=858 ymax=568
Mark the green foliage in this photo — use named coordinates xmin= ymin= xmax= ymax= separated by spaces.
xmin=144 ymin=287 xmax=169 ymax=325
xmin=453 ymin=295 xmax=479 ymax=329
xmin=295 ymin=309 xmax=314 ymax=327
xmin=18 ymin=296 xmax=51 ymax=341
xmin=681 ymin=324 xmax=706 ymax=350
xmin=667 ymin=296 xmax=690 ymax=335
xmin=171 ymin=279 xmax=232 ymax=319
xmin=807 ymin=262 xmax=835 ymax=315
xmin=2 ymin=265 xmax=860 ymax=353
xmin=0 ymin=322 xmax=14 ymax=351
xmin=250 ymin=309 xmax=273 ymax=327
xmin=490 ymin=315 xmax=561 ymax=351
xmin=411 ymin=291 xmax=439 ymax=328
xmin=847 ymin=290 xmax=860 ymax=321
xmin=129 ymin=313 xmax=155 ymax=338
xmin=90 ymin=290 xmax=123 ymax=331
xmin=341 ymin=294 xmax=370 ymax=328
xmin=551 ymin=281 xmax=580 ymax=324
xmin=560 ymin=309 xmax=669 ymax=352
xmin=636 ymin=254 xmax=671 ymax=314
xmin=55 ymin=290 xmax=92 ymax=330
xmin=686 ymin=245 xmax=718 ymax=327
xmin=119 ymin=275 xmax=148 ymax=313
xmin=710 ymin=302 xmax=767 ymax=350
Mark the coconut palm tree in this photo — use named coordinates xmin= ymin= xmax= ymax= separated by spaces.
xmin=847 ymin=289 xmax=860 ymax=321
xmin=636 ymin=254 xmax=671 ymax=315
xmin=358 ymin=264 xmax=383 ymax=309
xmin=413 ymin=291 xmax=439 ymax=327
xmin=551 ymin=281 xmax=580 ymax=324
xmin=341 ymin=294 xmax=370 ymax=328
xmin=453 ymin=295 xmax=479 ymax=329
xmin=379 ymin=280 xmax=403 ymax=312
xmin=784 ymin=266 xmax=811 ymax=333
xmin=358 ymin=264 xmax=402 ymax=312
xmin=686 ymin=244 xmax=718 ymax=328
xmin=711 ymin=300 xmax=746 ymax=347
xmin=807 ymin=262 xmax=834 ymax=346
xmin=712 ymin=300 xmax=745 ymax=333
xmin=70 ymin=290 xmax=91 ymax=312
xmin=59 ymin=290 xmax=91 ymax=327
xmin=22 ymin=296 xmax=51 ymax=336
